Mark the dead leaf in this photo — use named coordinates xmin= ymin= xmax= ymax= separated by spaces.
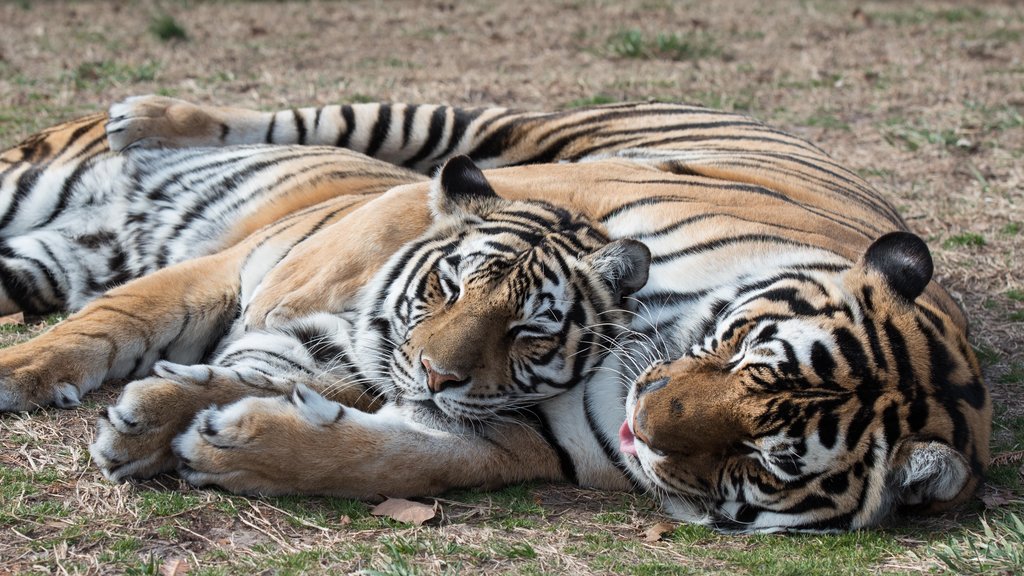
xmin=370 ymin=497 xmax=437 ymax=526
xmin=644 ymin=521 xmax=675 ymax=542
xmin=0 ymin=312 xmax=24 ymax=326
xmin=160 ymin=558 xmax=189 ymax=576
xmin=979 ymin=485 xmax=1018 ymax=509
xmin=339 ymin=515 xmax=352 ymax=526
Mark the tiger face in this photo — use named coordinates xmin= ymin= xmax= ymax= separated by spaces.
xmin=620 ymin=232 xmax=991 ymax=532
xmin=356 ymin=156 xmax=650 ymax=420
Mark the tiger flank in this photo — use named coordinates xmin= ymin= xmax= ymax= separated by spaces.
xmin=0 ymin=95 xmax=990 ymax=532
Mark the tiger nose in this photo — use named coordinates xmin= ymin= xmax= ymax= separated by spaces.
xmin=421 ymin=357 xmax=469 ymax=394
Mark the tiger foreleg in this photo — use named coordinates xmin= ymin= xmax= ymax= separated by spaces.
xmin=172 ymin=386 xmax=564 ymax=498
xmin=0 ymin=253 xmax=241 ymax=412
xmin=91 ymin=316 xmax=381 ymax=482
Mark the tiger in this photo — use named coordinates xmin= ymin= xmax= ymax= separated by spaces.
xmin=0 ymin=95 xmax=991 ymax=532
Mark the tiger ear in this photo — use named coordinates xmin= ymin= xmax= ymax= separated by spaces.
xmin=430 ymin=155 xmax=508 ymax=219
xmin=861 ymin=231 xmax=933 ymax=302
xmin=586 ymin=239 xmax=651 ymax=299
xmin=888 ymin=440 xmax=972 ymax=510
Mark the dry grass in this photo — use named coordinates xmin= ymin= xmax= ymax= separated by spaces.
xmin=1 ymin=0 xmax=1022 ymax=574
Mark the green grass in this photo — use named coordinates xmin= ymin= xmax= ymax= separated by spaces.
xmin=1002 ymin=222 xmax=1022 ymax=236
xmin=884 ymin=123 xmax=960 ymax=152
xmin=804 ymin=108 xmax=851 ymax=131
xmin=150 ymin=14 xmax=188 ymax=42
xmin=926 ymin=514 xmax=1024 ymax=575
xmin=606 ymin=29 xmax=720 ymax=61
xmin=999 ymin=362 xmax=1024 ymax=385
xmin=870 ymin=7 xmax=986 ymax=26
xmin=943 ymin=232 xmax=987 ymax=249
xmin=67 ymin=60 xmax=160 ymax=90
xmin=566 ymin=94 xmax=619 ymax=108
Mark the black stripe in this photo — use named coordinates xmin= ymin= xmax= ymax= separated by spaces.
xmin=401 ymin=104 xmax=418 ymax=149
xmin=403 ymin=106 xmax=447 ymax=168
xmin=524 ymin=407 xmax=578 ymax=484
xmin=293 ymin=109 xmax=307 ymax=145
xmin=364 ymin=104 xmax=392 ymax=158
xmin=336 ymin=105 xmax=355 ymax=148
xmin=264 ymin=113 xmax=277 ymax=144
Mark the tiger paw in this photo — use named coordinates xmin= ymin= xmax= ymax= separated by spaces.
xmin=106 ymin=95 xmax=222 ymax=151
xmin=0 ymin=347 xmax=99 ymax=412
xmin=173 ymin=385 xmax=345 ymax=494
xmin=90 ymin=362 xmax=220 ymax=481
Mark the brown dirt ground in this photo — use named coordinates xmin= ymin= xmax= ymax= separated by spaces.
xmin=0 ymin=0 xmax=1022 ymax=574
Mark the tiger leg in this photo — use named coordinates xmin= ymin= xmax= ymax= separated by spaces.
xmin=90 ymin=313 xmax=380 ymax=481
xmin=0 ymin=250 xmax=242 ymax=412
xmin=172 ymin=386 xmax=564 ymax=498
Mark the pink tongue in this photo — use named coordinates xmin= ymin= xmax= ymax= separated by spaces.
xmin=619 ymin=420 xmax=637 ymax=455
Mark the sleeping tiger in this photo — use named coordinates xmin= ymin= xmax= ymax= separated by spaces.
xmin=0 ymin=96 xmax=991 ymax=532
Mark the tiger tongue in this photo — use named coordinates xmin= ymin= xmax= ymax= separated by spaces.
xmin=619 ymin=420 xmax=637 ymax=455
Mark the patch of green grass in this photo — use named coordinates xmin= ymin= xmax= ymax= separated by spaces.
xmin=884 ymin=122 xmax=960 ymax=152
xmin=68 ymin=60 xmax=160 ymax=90
xmin=150 ymin=14 xmax=188 ymax=42
xmin=155 ymin=524 xmax=179 ymax=540
xmin=489 ymin=541 xmax=537 ymax=560
xmin=135 ymin=490 xmax=203 ymax=518
xmin=999 ymin=363 xmax=1024 ymax=385
xmin=871 ymin=7 xmax=986 ymax=26
xmin=566 ymin=94 xmax=618 ymax=108
xmin=804 ymin=109 xmax=850 ymax=131
xmin=1002 ymin=222 xmax=1022 ymax=236
xmin=926 ymin=513 xmax=1024 ymax=575
xmin=943 ymin=232 xmax=986 ymax=249
xmin=124 ymin=554 xmax=161 ymax=576
xmin=714 ymin=531 xmax=905 ymax=575
xmin=689 ymin=89 xmax=756 ymax=113
xmin=606 ymin=29 xmax=719 ymax=61
xmin=972 ymin=343 xmax=1000 ymax=366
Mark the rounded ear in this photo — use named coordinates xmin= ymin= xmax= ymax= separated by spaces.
xmin=430 ymin=155 xmax=507 ymax=218
xmin=586 ymin=239 xmax=651 ymax=299
xmin=862 ymin=232 xmax=933 ymax=302
xmin=888 ymin=440 xmax=971 ymax=509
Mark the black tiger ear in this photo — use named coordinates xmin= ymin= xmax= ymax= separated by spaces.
xmin=587 ymin=239 xmax=651 ymax=299
xmin=430 ymin=155 xmax=507 ymax=218
xmin=862 ymin=232 xmax=933 ymax=302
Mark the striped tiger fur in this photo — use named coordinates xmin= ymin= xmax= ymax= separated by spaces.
xmin=0 ymin=95 xmax=991 ymax=532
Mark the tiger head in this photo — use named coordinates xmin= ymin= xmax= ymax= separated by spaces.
xmin=620 ymin=232 xmax=991 ymax=532
xmin=357 ymin=156 xmax=650 ymax=420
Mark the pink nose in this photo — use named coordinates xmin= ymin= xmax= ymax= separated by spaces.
xmin=422 ymin=357 xmax=466 ymax=393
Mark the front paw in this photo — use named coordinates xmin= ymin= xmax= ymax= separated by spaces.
xmin=90 ymin=370 xmax=207 ymax=481
xmin=173 ymin=385 xmax=344 ymax=494
xmin=106 ymin=95 xmax=220 ymax=151
xmin=0 ymin=350 xmax=97 ymax=412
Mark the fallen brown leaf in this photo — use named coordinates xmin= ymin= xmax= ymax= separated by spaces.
xmin=979 ymin=485 xmax=1019 ymax=509
xmin=160 ymin=558 xmax=189 ymax=576
xmin=644 ymin=521 xmax=675 ymax=542
xmin=371 ymin=497 xmax=437 ymax=526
